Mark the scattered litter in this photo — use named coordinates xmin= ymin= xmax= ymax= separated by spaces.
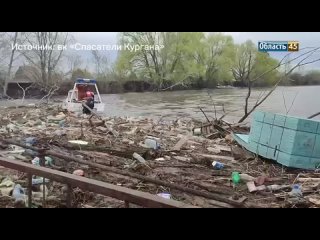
xmin=174 ymin=156 xmax=190 ymax=162
xmin=193 ymin=128 xmax=201 ymax=135
xmin=73 ymin=169 xmax=84 ymax=176
xmin=32 ymin=178 xmax=50 ymax=185
xmin=247 ymin=181 xmax=257 ymax=193
xmin=212 ymin=161 xmax=224 ymax=170
xmin=68 ymin=140 xmax=88 ymax=145
xmin=157 ymin=193 xmax=171 ymax=199
xmin=12 ymin=184 xmax=26 ymax=206
xmin=144 ymin=138 xmax=160 ymax=150
xmin=133 ymin=152 xmax=146 ymax=164
xmin=246 ymin=181 xmax=266 ymax=192
xmin=255 ymin=176 xmax=268 ymax=186
xmin=239 ymin=173 xmax=255 ymax=182
xmin=25 ymin=137 xmax=37 ymax=145
xmin=0 ymin=178 xmax=15 ymax=196
xmin=1 ymin=105 xmax=320 ymax=208
xmin=232 ymin=172 xmax=241 ymax=185
xmin=266 ymin=184 xmax=290 ymax=192
xmin=32 ymin=157 xmax=40 ymax=166
xmin=45 ymin=156 xmax=53 ymax=166
xmin=289 ymin=184 xmax=303 ymax=198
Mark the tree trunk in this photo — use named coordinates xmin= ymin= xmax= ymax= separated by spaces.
xmin=5 ymin=32 xmax=19 ymax=96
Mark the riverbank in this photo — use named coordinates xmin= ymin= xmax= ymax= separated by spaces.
xmin=0 ymin=105 xmax=319 ymax=208
xmin=6 ymin=80 xmax=219 ymax=98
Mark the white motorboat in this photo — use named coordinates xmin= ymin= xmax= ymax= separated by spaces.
xmin=62 ymin=78 xmax=105 ymax=113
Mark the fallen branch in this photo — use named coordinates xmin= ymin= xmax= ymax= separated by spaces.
xmin=308 ymin=112 xmax=320 ymax=119
xmin=199 ymin=107 xmax=211 ymax=123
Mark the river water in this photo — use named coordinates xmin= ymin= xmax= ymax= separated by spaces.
xmin=98 ymin=85 xmax=320 ymax=123
xmin=2 ymin=85 xmax=320 ymax=123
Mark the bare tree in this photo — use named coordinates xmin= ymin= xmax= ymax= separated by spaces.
xmin=0 ymin=32 xmax=23 ymax=96
xmin=7 ymin=32 xmax=18 ymax=79
xmin=91 ymin=50 xmax=109 ymax=78
xmin=236 ymin=47 xmax=320 ymax=123
xmin=38 ymin=84 xmax=60 ymax=104
xmin=65 ymin=53 xmax=82 ymax=78
xmin=20 ymin=32 xmax=69 ymax=93
xmin=17 ymin=82 xmax=34 ymax=104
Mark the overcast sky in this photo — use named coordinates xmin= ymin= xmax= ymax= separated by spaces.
xmin=71 ymin=32 xmax=320 ymax=70
xmin=72 ymin=32 xmax=320 ymax=48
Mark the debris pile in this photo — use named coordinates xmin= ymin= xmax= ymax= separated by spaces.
xmin=0 ymin=105 xmax=319 ymax=208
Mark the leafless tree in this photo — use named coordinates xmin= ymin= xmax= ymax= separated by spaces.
xmin=20 ymin=32 xmax=69 ymax=93
xmin=38 ymin=84 xmax=60 ymax=104
xmin=64 ymin=53 xmax=82 ymax=78
xmin=236 ymin=47 xmax=320 ymax=123
xmin=0 ymin=32 xmax=23 ymax=96
xmin=91 ymin=50 xmax=109 ymax=78
xmin=17 ymin=82 xmax=34 ymax=104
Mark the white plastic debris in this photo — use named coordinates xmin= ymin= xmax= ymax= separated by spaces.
xmin=68 ymin=140 xmax=88 ymax=145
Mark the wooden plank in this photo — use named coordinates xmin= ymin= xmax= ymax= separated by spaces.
xmin=172 ymin=136 xmax=189 ymax=151
xmin=0 ymin=158 xmax=195 ymax=208
xmin=214 ymin=145 xmax=231 ymax=153
xmin=197 ymin=154 xmax=235 ymax=162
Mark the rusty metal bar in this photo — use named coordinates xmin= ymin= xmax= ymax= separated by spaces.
xmin=28 ymin=173 xmax=32 ymax=208
xmin=0 ymin=157 xmax=195 ymax=208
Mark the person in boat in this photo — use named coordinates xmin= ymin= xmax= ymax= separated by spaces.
xmin=82 ymin=90 xmax=95 ymax=114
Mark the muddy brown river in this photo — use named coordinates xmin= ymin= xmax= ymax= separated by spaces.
xmin=99 ymin=85 xmax=320 ymax=123
xmin=2 ymin=85 xmax=320 ymax=124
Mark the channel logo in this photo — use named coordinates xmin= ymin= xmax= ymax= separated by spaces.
xmin=258 ymin=41 xmax=299 ymax=52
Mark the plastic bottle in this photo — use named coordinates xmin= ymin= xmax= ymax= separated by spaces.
xmin=266 ymin=184 xmax=289 ymax=191
xmin=232 ymin=172 xmax=241 ymax=185
xmin=32 ymin=177 xmax=50 ymax=185
xmin=133 ymin=152 xmax=146 ymax=164
xmin=212 ymin=161 xmax=224 ymax=170
xmin=290 ymin=184 xmax=303 ymax=197
xmin=239 ymin=173 xmax=255 ymax=182
xmin=12 ymin=184 xmax=26 ymax=203
xmin=45 ymin=156 xmax=53 ymax=166
xmin=32 ymin=157 xmax=40 ymax=166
